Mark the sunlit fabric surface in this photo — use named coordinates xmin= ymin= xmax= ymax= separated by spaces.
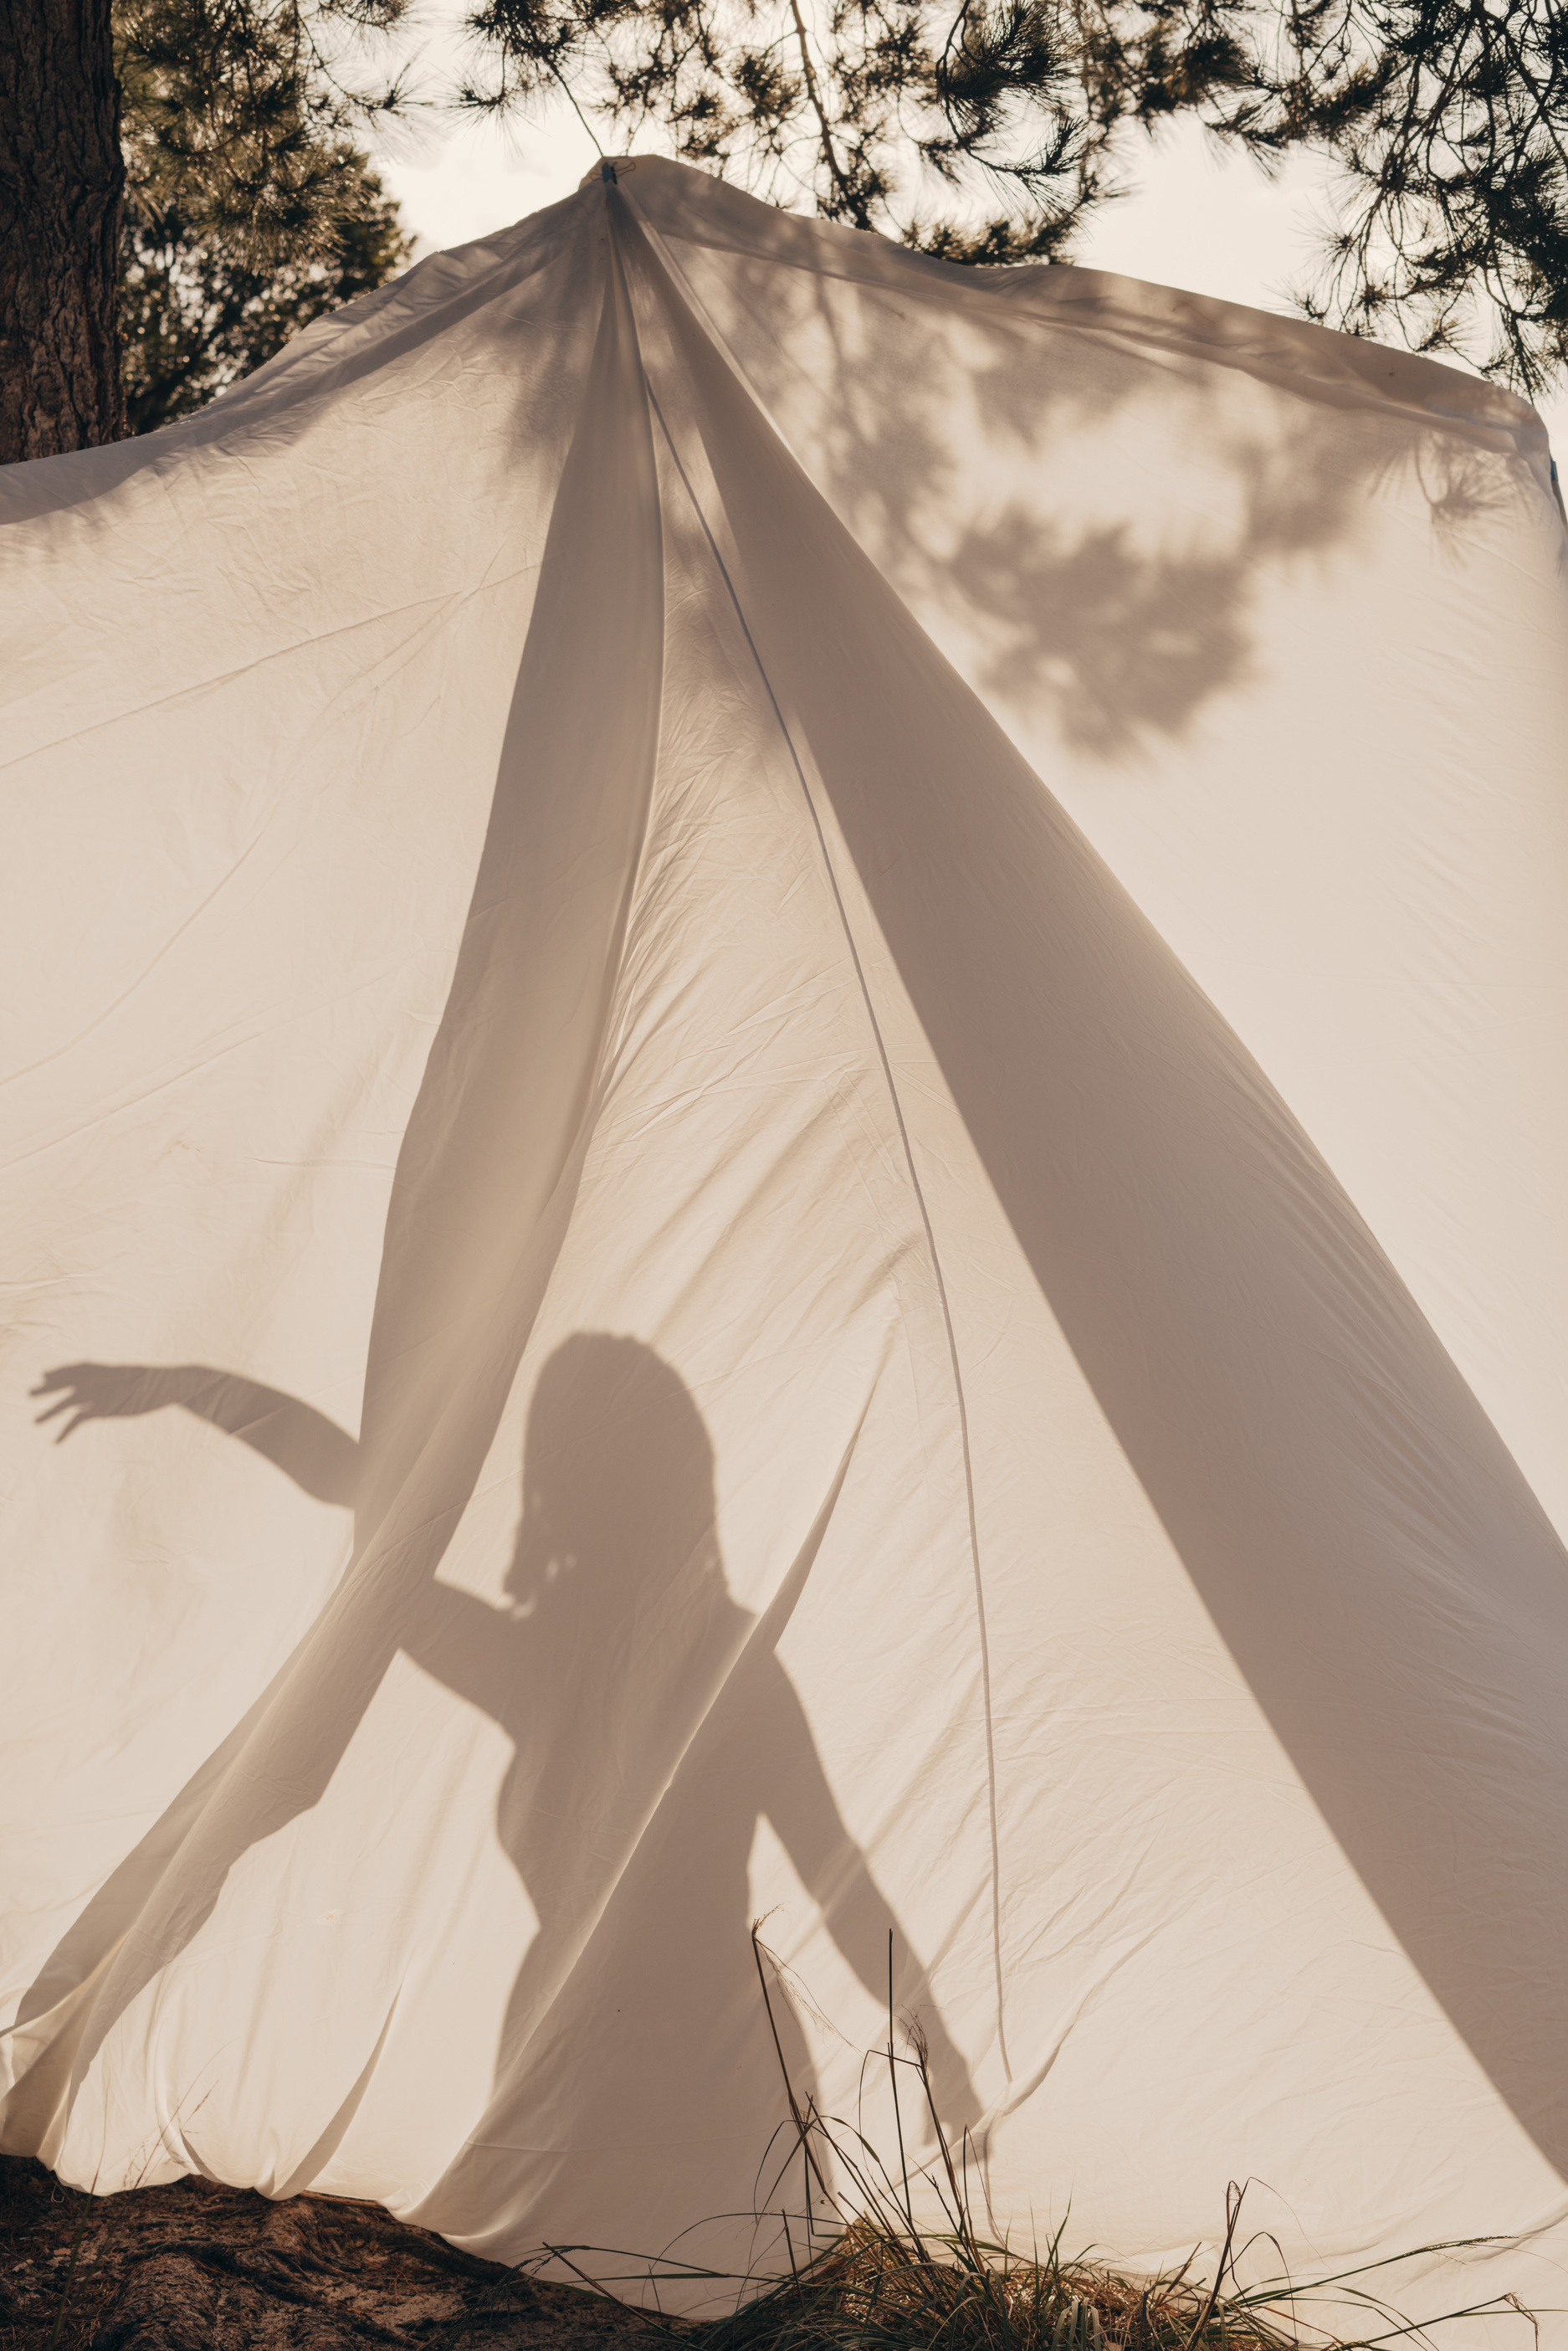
xmin=3 ymin=157 xmax=1566 ymax=2342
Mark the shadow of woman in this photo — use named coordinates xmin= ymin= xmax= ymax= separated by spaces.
xmin=26 ymin=1335 xmax=977 ymax=2189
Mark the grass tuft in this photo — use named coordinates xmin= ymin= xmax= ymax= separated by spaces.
xmin=515 ymin=1928 xmax=1537 ymax=2351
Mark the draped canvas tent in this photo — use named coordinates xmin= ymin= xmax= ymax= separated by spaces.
xmin=3 ymin=157 xmax=1566 ymax=2338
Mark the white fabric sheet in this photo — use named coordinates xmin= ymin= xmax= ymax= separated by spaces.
xmin=3 ymin=157 xmax=1566 ymax=2339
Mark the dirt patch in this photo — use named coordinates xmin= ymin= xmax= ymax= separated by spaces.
xmin=0 ymin=2157 xmax=659 ymax=2351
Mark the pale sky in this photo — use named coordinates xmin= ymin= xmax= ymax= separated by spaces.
xmin=366 ymin=26 xmax=1568 ymax=461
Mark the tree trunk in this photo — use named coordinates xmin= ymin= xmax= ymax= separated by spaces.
xmin=0 ymin=0 xmax=124 ymax=464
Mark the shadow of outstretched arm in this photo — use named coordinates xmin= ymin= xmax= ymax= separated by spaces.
xmin=32 ymin=1363 xmax=359 ymax=1508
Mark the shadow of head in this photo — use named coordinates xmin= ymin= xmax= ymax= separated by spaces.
xmin=507 ymin=1332 xmax=725 ymax=1622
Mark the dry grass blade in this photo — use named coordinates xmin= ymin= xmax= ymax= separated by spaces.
xmin=574 ymin=1928 xmax=1537 ymax=2351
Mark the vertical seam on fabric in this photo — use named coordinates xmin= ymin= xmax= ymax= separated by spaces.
xmin=643 ymin=379 xmax=1011 ymax=2082
xmin=591 ymin=213 xmax=668 ymax=1105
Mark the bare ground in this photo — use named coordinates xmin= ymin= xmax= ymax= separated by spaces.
xmin=0 ymin=2157 xmax=659 ymax=2351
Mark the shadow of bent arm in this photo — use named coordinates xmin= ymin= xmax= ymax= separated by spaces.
xmin=32 ymin=1363 xmax=359 ymax=1507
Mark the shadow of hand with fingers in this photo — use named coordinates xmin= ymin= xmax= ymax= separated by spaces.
xmin=33 ymin=1363 xmax=359 ymax=1507
xmin=5 ymin=213 xmax=668 ymax=2140
xmin=8 ymin=1362 xmax=370 ymax=2086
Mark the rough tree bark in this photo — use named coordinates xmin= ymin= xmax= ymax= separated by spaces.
xmin=0 ymin=0 xmax=124 ymax=464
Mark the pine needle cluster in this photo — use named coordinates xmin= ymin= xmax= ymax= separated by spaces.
xmin=101 ymin=0 xmax=1568 ymax=424
xmin=459 ymin=0 xmax=1568 ymax=392
xmin=115 ymin=0 xmax=413 ymax=429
